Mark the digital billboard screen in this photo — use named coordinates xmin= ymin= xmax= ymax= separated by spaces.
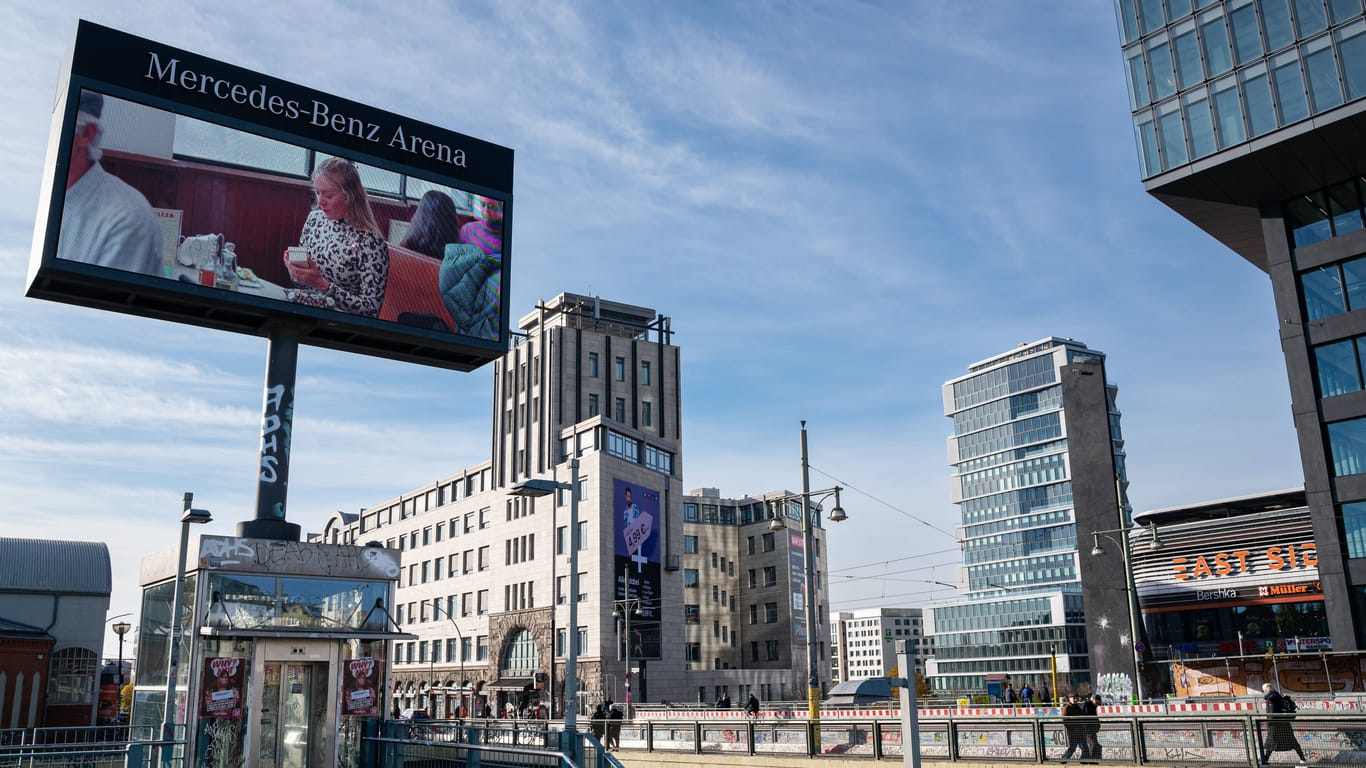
xmin=28 ymin=21 xmax=513 ymax=371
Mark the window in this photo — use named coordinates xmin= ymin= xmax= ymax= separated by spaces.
xmin=764 ymin=602 xmax=778 ymax=623
xmin=556 ymin=525 xmax=567 ymax=555
xmin=685 ymin=604 xmax=700 ymax=624
xmin=748 ymin=569 xmax=757 ymax=589
xmin=588 ymin=352 xmax=599 ymax=377
xmin=1302 ymin=255 xmax=1366 ymax=320
xmin=762 ymin=533 xmax=775 ymax=552
xmin=685 ymin=642 xmax=701 ymax=663
xmin=588 ymin=394 xmax=599 ymax=417
xmin=479 ymin=507 xmax=490 ymax=529
xmin=749 ymin=604 xmax=758 ymax=624
xmin=1343 ymin=501 xmax=1366 ymax=558
xmin=477 ymin=635 xmax=488 ymax=661
xmin=683 ymin=535 xmax=698 ymax=554
xmin=478 ymin=546 xmax=490 ymax=570
xmin=642 ymin=401 xmax=652 ymax=427
xmin=766 ymin=640 xmax=780 ymax=661
xmin=477 ymin=589 xmax=489 ymax=614
xmin=1329 ymin=417 xmax=1366 ymax=476
xmin=683 ymin=503 xmax=698 ymax=522
xmin=684 ymin=569 xmax=699 ymax=588
xmin=711 ymin=552 xmax=719 ymax=568
xmin=1316 ymin=338 xmax=1366 ymax=397
xmin=614 ymin=398 xmax=626 ymax=422
xmin=763 ymin=566 xmax=777 ymax=587
xmin=750 ymin=641 xmax=760 ymax=662
xmin=712 ymin=584 xmax=719 ymax=602
xmin=615 ymin=356 xmax=625 ymax=381
xmin=746 ymin=536 xmax=755 ymax=555
xmin=641 ymin=361 xmax=651 ymax=385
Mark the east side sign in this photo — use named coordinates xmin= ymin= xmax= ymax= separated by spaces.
xmin=1171 ymin=543 xmax=1316 ymax=581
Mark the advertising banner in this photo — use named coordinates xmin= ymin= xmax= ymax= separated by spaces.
xmin=341 ymin=657 xmax=381 ymax=717
xmin=615 ymin=479 xmax=661 ymax=658
xmin=28 ymin=21 xmax=514 ymax=371
xmin=200 ymin=657 xmax=246 ymax=719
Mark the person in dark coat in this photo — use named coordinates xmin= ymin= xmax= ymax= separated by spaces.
xmin=1059 ymin=695 xmax=1089 ymax=760
xmin=746 ymin=694 xmax=761 ymax=718
xmin=606 ymin=702 xmax=623 ymax=749
xmin=1259 ymin=683 xmax=1306 ymax=765
xmin=590 ymin=703 xmax=607 ymax=743
xmin=1081 ymin=693 xmax=1103 ymax=759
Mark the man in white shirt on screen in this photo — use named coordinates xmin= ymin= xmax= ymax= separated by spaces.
xmin=57 ymin=91 xmax=162 ymax=276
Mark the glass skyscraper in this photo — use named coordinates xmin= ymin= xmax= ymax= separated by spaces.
xmin=926 ymin=338 xmax=1134 ymax=695
xmin=1114 ymin=0 xmax=1366 ymax=649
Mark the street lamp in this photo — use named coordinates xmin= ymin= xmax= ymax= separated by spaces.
xmin=112 ymin=620 xmax=132 ymax=689
xmin=510 ymin=457 xmax=581 ymax=736
xmin=765 ymin=421 xmax=847 ymax=749
xmin=611 ymin=565 xmax=644 ymax=719
xmin=163 ymin=493 xmax=211 ymax=765
xmin=431 ymin=602 xmax=467 ymax=718
xmin=1090 ymin=521 xmax=1160 ymax=703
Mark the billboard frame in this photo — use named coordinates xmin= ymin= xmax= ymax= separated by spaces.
xmin=27 ymin=20 xmax=514 ymax=372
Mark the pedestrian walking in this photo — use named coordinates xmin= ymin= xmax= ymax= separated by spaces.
xmin=1259 ymin=683 xmax=1306 ymax=766
xmin=1081 ymin=693 xmax=1103 ymax=759
xmin=1059 ymin=695 xmax=1089 ymax=760
xmin=607 ymin=702 xmax=623 ymax=749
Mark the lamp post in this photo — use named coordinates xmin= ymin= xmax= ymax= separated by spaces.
xmin=432 ymin=602 xmax=467 ymax=718
xmin=510 ymin=457 xmax=581 ymax=735
xmin=112 ymin=620 xmax=132 ymax=688
xmin=612 ymin=565 xmax=644 ymax=719
xmin=163 ymin=493 xmax=211 ymax=765
xmin=1089 ymin=522 xmax=1160 ymax=703
xmin=767 ymin=421 xmax=847 ymax=749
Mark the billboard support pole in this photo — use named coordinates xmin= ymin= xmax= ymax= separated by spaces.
xmin=241 ymin=325 xmax=302 ymax=541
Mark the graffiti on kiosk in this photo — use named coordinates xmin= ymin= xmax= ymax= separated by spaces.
xmin=199 ymin=535 xmax=399 ymax=578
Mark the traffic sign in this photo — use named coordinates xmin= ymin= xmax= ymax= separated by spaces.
xmin=1134 ymin=641 xmax=1145 ymax=653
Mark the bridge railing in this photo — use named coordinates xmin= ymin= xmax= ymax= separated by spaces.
xmin=614 ymin=712 xmax=1366 ymax=764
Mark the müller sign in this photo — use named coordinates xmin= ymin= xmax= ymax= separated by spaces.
xmin=145 ymin=54 xmax=467 ymax=169
xmin=1170 ymin=542 xmax=1316 ymax=581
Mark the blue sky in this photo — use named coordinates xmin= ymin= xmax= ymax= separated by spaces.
xmin=0 ymin=1 xmax=1302 ymax=657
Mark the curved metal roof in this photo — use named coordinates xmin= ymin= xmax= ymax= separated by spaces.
xmin=0 ymin=538 xmax=111 ymax=595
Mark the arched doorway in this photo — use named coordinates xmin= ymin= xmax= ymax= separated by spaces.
xmin=496 ymin=629 xmax=542 ymax=718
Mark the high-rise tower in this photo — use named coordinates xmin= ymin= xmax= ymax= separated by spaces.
xmin=1113 ymin=0 xmax=1366 ymax=648
xmin=926 ymin=338 xmax=1140 ymax=696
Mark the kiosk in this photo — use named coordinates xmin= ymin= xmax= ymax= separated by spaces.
xmin=131 ymin=535 xmax=407 ymax=768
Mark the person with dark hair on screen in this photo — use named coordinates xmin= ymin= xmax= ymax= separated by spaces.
xmin=59 ymin=91 xmax=162 ymax=276
xmin=284 ymin=157 xmax=388 ymax=317
xmin=400 ymin=190 xmax=463 ymax=260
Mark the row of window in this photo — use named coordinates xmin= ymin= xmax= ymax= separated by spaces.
xmin=963 ymin=524 xmax=1079 ymax=566
xmin=959 ymin=452 xmax=1069 ymax=500
xmin=585 ymin=352 xmax=652 ymax=384
xmin=959 ymin=482 xmax=1073 ymax=526
xmin=1120 ymin=0 xmax=1366 ymax=44
xmin=1133 ymin=20 xmax=1365 ymax=177
xmin=953 ymin=386 xmax=1063 ymax=438
xmin=950 ymin=352 xmax=1057 ymax=411
xmin=1124 ymin=0 xmax=1358 ymax=108
xmin=954 ymin=437 xmax=1068 ymax=476
xmin=955 ymin=413 xmax=1064 ymax=462
xmin=358 ymin=470 xmax=493 ymax=535
xmin=962 ymin=507 xmax=1074 ymax=541
xmin=396 ymin=591 xmax=490 ymax=625
xmin=396 ymin=635 xmax=488 ymax=665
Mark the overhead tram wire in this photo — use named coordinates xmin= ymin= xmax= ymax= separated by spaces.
xmin=808 ymin=464 xmax=956 ymax=539
xmin=828 ymin=548 xmax=962 ymax=575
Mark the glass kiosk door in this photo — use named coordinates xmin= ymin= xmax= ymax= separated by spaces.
xmin=256 ymin=641 xmax=334 ymax=768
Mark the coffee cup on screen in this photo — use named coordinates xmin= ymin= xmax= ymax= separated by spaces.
xmin=286 ymin=246 xmax=310 ymax=264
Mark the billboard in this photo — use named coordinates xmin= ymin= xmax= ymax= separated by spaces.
xmin=28 ymin=21 xmax=513 ymax=371
xmin=614 ymin=479 xmax=662 ymax=659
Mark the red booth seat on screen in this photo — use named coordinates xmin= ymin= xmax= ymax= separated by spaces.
xmin=380 ymin=244 xmax=456 ymax=331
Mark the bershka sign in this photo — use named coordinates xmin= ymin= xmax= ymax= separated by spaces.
xmin=72 ymin=21 xmax=512 ymax=190
xmin=1170 ymin=543 xmax=1316 ymax=581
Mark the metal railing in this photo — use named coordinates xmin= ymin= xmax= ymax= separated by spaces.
xmin=609 ymin=712 xmax=1366 ymax=764
xmin=378 ymin=720 xmax=617 ymax=768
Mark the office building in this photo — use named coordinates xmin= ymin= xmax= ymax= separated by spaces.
xmin=831 ymin=607 xmax=927 ymax=685
xmin=1113 ymin=0 xmax=1366 ymax=648
xmin=314 ymin=293 xmax=830 ymax=715
xmin=925 ymin=338 xmax=1140 ymax=696
xmin=679 ymin=488 xmax=832 ymax=706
